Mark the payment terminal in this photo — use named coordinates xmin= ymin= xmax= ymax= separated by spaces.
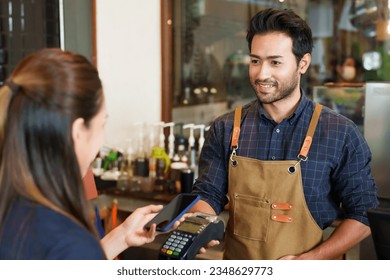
xmin=158 ymin=212 xmax=225 ymax=260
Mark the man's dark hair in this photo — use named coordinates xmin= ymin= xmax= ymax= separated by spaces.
xmin=246 ymin=8 xmax=313 ymax=64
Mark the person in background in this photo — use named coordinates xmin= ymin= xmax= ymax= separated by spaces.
xmin=0 ymin=49 xmax=168 ymax=260
xmin=335 ymin=56 xmax=364 ymax=83
xmin=191 ymin=8 xmax=378 ymax=259
xmin=336 ymin=57 xmax=356 ymax=82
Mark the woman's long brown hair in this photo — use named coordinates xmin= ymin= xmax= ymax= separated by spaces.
xmin=0 ymin=48 xmax=103 ymax=235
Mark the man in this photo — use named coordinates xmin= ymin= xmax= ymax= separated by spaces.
xmin=191 ymin=8 xmax=378 ymax=260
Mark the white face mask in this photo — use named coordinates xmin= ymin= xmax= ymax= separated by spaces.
xmin=341 ymin=66 xmax=356 ymax=81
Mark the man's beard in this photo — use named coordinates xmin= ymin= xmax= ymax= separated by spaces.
xmin=251 ymin=72 xmax=300 ymax=104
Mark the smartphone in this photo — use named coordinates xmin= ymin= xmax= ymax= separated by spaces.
xmin=144 ymin=193 xmax=201 ymax=232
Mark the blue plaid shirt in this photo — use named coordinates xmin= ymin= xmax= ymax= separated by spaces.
xmin=193 ymin=93 xmax=378 ymax=229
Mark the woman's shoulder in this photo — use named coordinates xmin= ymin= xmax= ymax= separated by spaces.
xmin=1 ymin=197 xmax=105 ymax=259
xmin=33 ymin=202 xmax=105 ymax=259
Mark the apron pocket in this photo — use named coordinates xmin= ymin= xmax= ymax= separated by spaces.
xmin=233 ymin=193 xmax=270 ymax=241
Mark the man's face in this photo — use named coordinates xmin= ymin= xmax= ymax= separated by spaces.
xmin=249 ymin=32 xmax=307 ymax=105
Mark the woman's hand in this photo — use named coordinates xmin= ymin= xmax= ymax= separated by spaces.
xmin=100 ymin=204 xmax=163 ymax=259
xmin=121 ymin=204 xmax=164 ymax=247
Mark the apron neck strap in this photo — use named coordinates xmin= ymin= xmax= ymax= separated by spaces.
xmin=298 ymin=103 xmax=323 ymax=160
xmin=231 ymin=106 xmax=242 ymax=150
xmin=230 ymin=103 xmax=323 ymax=159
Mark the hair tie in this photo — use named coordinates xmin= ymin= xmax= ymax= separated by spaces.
xmin=5 ymin=79 xmax=21 ymax=96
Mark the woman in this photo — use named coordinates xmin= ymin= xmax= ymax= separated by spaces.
xmin=0 ymin=48 xmax=163 ymax=259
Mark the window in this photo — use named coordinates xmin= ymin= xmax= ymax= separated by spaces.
xmin=0 ymin=0 xmax=60 ymax=85
xmin=162 ymin=0 xmax=389 ymax=125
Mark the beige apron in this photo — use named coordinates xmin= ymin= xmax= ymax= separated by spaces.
xmin=224 ymin=104 xmax=324 ymax=260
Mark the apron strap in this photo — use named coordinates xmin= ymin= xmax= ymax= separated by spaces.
xmin=298 ymin=103 xmax=323 ymax=160
xmin=231 ymin=106 xmax=242 ymax=149
xmin=230 ymin=103 xmax=322 ymax=159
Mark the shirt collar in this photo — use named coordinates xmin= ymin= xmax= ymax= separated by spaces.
xmin=257 ymin=89 xmax=310 ymax=125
